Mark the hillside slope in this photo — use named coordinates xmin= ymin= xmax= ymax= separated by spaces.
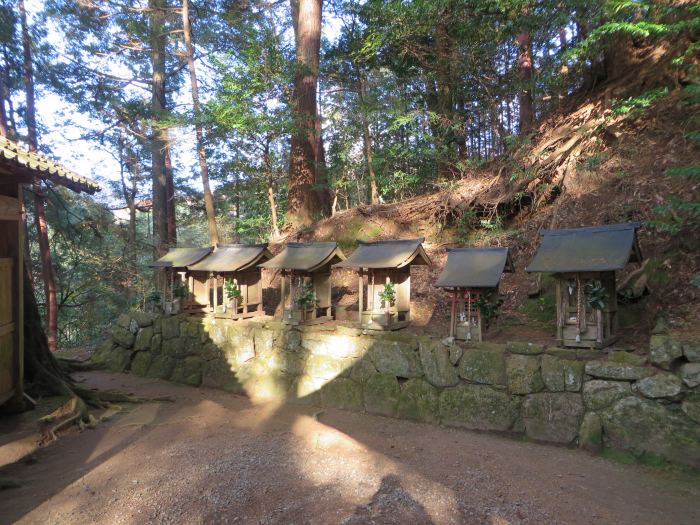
xmin=275 ymin=39 xmax=700 ymax=347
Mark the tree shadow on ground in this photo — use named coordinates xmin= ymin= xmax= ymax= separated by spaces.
xmin=341 ymin=474 xmax=435 ymax=525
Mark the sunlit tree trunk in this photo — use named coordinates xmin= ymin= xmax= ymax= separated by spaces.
xmin=517 ymin=29 xmax=534 ymax=135
xmin=19 ymin=0 xmax=58 ymax=352
xmin=358 ymin=75 xmax=379 ymax=204
xmin=149 ymin=0 xmax=169 ymax=258
xmin=263 ymin=137 xmax=280 ymax=239
xmin=182 ymin=0 xmax=219 ymax=246
xmin=287 ymin=0 xmax=324 ymax=228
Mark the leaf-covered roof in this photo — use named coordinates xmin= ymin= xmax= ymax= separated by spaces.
xmin=0 ymin=135 xmax=100 ymax=194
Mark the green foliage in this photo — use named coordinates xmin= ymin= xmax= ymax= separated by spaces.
xmin=584 ymin=280 xmax=609 ymax=311
xmin=172 ymin=284 xmax=187 ymax=299
xmin=648 ymin=165 xmax=700 ymax=233
xmin=295 ymin=283 xmax=317 ymax=309
xmin=475 ymin=289 xmax=503 ymax=321
xmin=224 ymin=280 xmax=242 ymax=301
xmin=612 ymin=88 xmax=668 ymax=116
xmin=379 ymin=282 xmax=396 ymax=307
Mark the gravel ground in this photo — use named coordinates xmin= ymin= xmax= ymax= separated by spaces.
xmin=0 ymin=371 xmax=699 ymax=525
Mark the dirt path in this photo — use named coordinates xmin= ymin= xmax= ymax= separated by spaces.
xmin=1 ymin=372 xmax=698 ymax=525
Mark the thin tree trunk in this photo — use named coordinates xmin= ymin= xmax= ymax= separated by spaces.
xmin=358 ymin=75 xmax=379 ymax=204
xmin=164 ymin=133 xmax=177 ymax=245
xmin=182 ymin=0 xmax=219 ymax=245
xmin=19 ymin=0 xmax=58 ymax=353
xmin=517 ymin=30 xmax=534 ymax=136
xmin=149 ymin=0 xmax=169 ymax=258
xmin=263 ymin=138 xmax=280 ymax=240
xmin=0 ymin=65 xmax=8 ymax=137
xmin=286 ymin=0 xmax=323 ymax=228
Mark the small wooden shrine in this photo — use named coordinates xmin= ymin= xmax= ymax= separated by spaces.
xmin=150 ymin=247 xmax=211 ymax=314
xmin=435 ymin=247 xmax=514 ymax=342
xmin=185 ymin=244 xmax=272 ymax=319
xmin=0 ymin=136 xmax=99 ymax=407
xmin=259 ymin=242 xmax=346 ymax=324
xmin=335 ymin=238 xmax=430 ymax=331
xmin=526 ymin=223 xmax=643 ymax=349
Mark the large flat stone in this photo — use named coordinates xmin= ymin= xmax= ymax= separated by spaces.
xmin=146 ymin=354 xmax=176 ymax=380
xmin=161 ymin=316 xmax=181 ymax=340
xmin=396 ymin=379 xmax=440 ymax=424
xmin=506 ymin=354 xmax=544 ymax=394
xmin=439 ymin=384 xmax=520 ymax=431
xmin=111 ymin=325 xmax=135 ymax=349
xmin=541 ymin=355 xmax=584 ymax=392
xmin=302 ymin=333 xmax=366 ymax=359
xmin=678 ymin=362 xmax=700 ymax=388
xmin=635 ymin=372 xmax=682 ymax=399
xmin=130 ymin=351 xmax=152 ymax=376
xmin=321 ymin=378 xmax=363 ymax=411
xmin=364 ymin=374 xmax=401 ymax=417
xmin=133 ymin=326 xmax=154 ymax=352
xmin=367 ymin=339 xmax=423 ymax=378
xmin=419 ymin=338 xmax=459 ymax=388
xmin=602 ymin=397 xmax=700 ymax=469
xmin=522 ymin=393 xmax=584 ymax=444
xmin=649 ymin=335 xmax=683 ymax=369
xmin=170 ymin=356 xmax=203 ymax=386
xmin=582 ymin=380 xmax=631 ymax=411
xmin=579 ymin=412 xmax=603 ymax=452
xmin=304 ymin=354 xmax=353 ymax=380
xmin=458 ymin=346 xmax=506 ymax=387
xmin=584 ymin=361 xmax=653 ymax=381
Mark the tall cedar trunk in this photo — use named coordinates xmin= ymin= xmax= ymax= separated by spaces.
xmin=287 ymin=0 xmax=323 ymax=228
xmin=358 ymin=75 xmax=379 ymax=204
xmin=314 ymin=106 xmax=331 ymax=214
xmin=517 ymin=30 xmax=534 ymax=135
xmin=263 ymin=138 xmax=280 ymax=239
xmin=435 ymin=17 xmax=454 ymax=179
xmin=164 ymin=134 xmax=177 ymax=245
xmin=182 ymin=0 xmax=219 ymax=245
xmin=119 ymin=140 xmax=139 ymax=270
xmin=19 ymin=0 xmax=58 ymax=352
xmin=0 ymin=64 xmax=8 ymax=137
xmin=149 ymin=0 xmax=169 ymax=258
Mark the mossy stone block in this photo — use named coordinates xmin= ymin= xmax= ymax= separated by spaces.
xmin=364 ymin=374 xmax=400 ymax=417
xmin=439 ymin=384 xmax=520 ymax=431
xmin=321 ymin=378 xmax=364 ymax=411
xmin=506 ymin=354 xmax=544 ymax=394
xmin=396 ymin=379 xmax=439 ymax=424
xmin=458 ymin=346 xmax=506 ymax=386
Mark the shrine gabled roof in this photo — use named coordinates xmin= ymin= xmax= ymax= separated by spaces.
xmin=435 ymin=247 xmax=513 ymax=289
xmin=150 ymin=247 xmax=212 ymax=269
xmin=187 ymin=244 xmax=271 ymax=272
xmin=526 ymin=223 xmax=642 ymax=273
xmin=334 ymin=238 xmax=431 ymax=269
xmin=0 ymin=135 xmax=100 ymax=194
xmin=259 ymin=242 xmax=345 ymax=272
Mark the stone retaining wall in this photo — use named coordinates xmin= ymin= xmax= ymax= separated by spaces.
xmin=93 ymin=312 xmax=700 ymax=469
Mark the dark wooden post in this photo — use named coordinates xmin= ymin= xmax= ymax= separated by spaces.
xmin=358 ymin=270 xmax=364 ymax=323
xmin=450 ymin=289 xmax=457 ymax=338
